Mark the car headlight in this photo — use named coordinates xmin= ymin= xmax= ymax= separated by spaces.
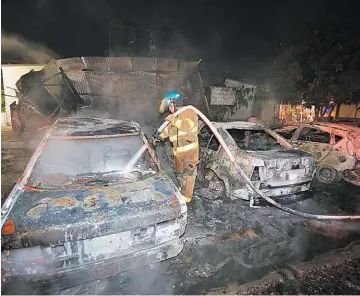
xmin=266 ymin=171 xmax=274 ymax=179
xmin=282 ymin=161 xmax=291 ymax=171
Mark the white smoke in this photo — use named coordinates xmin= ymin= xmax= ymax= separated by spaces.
xmin=1 ymin=31 xmax=59 ymax=64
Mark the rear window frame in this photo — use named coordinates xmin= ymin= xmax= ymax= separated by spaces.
xmin=226 ymin=128 xmax=282 ymax=151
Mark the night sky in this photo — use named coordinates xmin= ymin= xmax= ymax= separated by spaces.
xmin=2 ymin=0 xmax=360 ymax=80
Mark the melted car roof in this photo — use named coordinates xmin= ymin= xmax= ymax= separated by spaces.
xmin=52 ymin=117 xmax=141 ymax=137
xmin=212 ymin=121 xmax=264 ymax=130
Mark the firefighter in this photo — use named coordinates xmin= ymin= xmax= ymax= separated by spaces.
xmin=152 ymin=92 xmax=199 ymax=203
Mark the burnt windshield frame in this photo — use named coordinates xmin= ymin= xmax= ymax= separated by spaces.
xmin=226 ymin=128 xmax=282 ymax=151
xmin=27 ymin=134 xmax=159 ymax=189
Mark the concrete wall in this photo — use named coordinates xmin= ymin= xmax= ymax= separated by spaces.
xmin=1 ymin=64 xmax=44 ymax=125
xmin=1 ymin=113 xmax=7 ymax=126
xmin=223 ymin=97 xmax=280 ymax=125
xmin=222 ymin=79 xmax=279 ymax=125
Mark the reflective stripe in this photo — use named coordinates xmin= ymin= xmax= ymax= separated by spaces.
xmin=185 ymin=196 xmax=192 ymax=203
xmin=174 ymin=142 xmax=199 ymax=156
xmin=169 ymin=126 xmax=197 ymax=142
xmin=160 ymin=132 xmax=167 ymax=139
xmin=169 ymin=135 xmax=177 ymax=142
xmin=175 ymin=118 xmax=195 ymax=130
xmin=174 ymin=119 xmax=183 ymax=129
xmin=178 ymin=126 xmax=197 ymax=136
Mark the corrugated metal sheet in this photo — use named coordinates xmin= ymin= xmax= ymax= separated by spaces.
xmin=57 ymin=57 xmax=199 ymax=72
xmin=69 ymin=71 xmax=193 ymax=104
xmin=57 ymin=57 xmax=83 ymax=71
xmin=15 ymin=57 xmax=204 ymax=133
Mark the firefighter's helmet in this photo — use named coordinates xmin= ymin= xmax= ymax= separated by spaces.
xmin=159 ymin=92 xmax=184 ymax=114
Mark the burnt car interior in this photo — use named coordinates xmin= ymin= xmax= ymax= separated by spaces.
xmin=226 ymin=128 xmax=281 ymax=151
xmin=28 ymin=135 xmax=158 ymax=188
xmin=199 ymin=126 xmax=220 ymax=151
xmin=298 ymin=127 xmax=331 ymax=144
xmin=275 ymin=127 xmax=297 ymax=139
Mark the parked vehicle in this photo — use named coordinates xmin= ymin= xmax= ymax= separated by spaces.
xmin=1 ymin=117 xmax=187 ymax=293
xmin=273 ymin=122 xmax=360 ymax=186
xmin=197 ymin=121 xmax=315 ymax=204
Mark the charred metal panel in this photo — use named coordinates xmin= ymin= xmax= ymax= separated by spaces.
xmin=2 ymin=239 xmax=184 ymax=293
xmin=109 ymin=57 xmax=136 ymax=70
xmin=81 ymin=57 xmax=110 ymax=71
xmin=14 ymin=60 xmax=80 ymax=133
xmin=14 ymin=57 xmax=204 ymax=135
xmin=198 ymin=121 xmax=314 ymax=202
xmin=2 ymin=173 xmax=182 ymax=248
xmin=57 ymin=57 xmax=198 ymax=72
xmin=51 ymin=117 xmax=140 ymax=136
xmin=57 ymin=57 xmax=83 ymax=71
xmin=280 ymin=122 xmax=360 ymax=185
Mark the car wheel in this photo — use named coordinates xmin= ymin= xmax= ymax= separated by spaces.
xmin=198 ymin=169 xmax=225 ymax=200
xmin=315 ymin=165 xmax=341 ymax=184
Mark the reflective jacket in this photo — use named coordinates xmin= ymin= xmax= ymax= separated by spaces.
xmin=159 ymin=107 xmax=199 ymax=155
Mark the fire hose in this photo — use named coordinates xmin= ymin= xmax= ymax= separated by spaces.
xmin=157 ymin=105 xmax=360 ymax=220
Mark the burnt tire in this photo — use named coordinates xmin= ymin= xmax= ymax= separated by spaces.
xmin=315 ymin=165 xmax=341 ymax=185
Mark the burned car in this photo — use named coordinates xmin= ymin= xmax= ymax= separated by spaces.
xmin=1 ymin=117 xmax=187 ymax=293
xmin=197 ymin=121 xmax=315 ymax=204
xmin=273 ymin=122 xmax=360 ymax=186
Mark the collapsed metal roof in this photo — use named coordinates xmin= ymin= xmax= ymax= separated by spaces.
xmin=58 ymin=57 xmax=202 ymax=107
xmin=14 ymin=57 xmax=205 ymax=132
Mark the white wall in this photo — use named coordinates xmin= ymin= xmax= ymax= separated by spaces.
xmin=1 ymin=64 xmax=44 ymax=125
xmin=1 ymin=113 xmax=7 ymax=126
xmin=222 ymin=97 xmax=280 ymax=124
xmin=223 ymin=79 xmax=279 ymax=124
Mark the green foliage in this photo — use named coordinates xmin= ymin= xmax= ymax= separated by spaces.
xmin=215 ymin=86 xmax=270 ymax=119
xmin=274 ymin=23 xmax=360 ymax=106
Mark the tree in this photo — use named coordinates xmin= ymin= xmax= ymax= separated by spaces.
xmin=274 ymin=23 xmax=360 ymax=107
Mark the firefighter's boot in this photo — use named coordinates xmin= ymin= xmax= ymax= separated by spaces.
xmin=179 ymin=160 xmax=198 ymax=203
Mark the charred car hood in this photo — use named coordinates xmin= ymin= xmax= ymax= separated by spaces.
xmin=2 ymin=174 xmax=183 ymax=248
xmin=246 ymin=149 xmax=314 ymax=168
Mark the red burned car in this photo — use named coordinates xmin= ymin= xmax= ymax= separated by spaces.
xmin=273 ymin=122 xmax=360 ymax=186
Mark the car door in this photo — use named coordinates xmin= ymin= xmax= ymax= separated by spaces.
xmin=292 ymin=126 xmax=333 ymax=162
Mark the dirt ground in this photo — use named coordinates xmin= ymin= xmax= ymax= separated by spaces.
xmin=208 ymin=241 xmax=360 ymax=295
xmin=1 ymin=126 xmax=42 ymax=204
xmin=1 ymin=148 xmax=32 ymax=204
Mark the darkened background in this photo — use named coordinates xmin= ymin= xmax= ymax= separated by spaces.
xmin=2 ymin=0 xmax=360 ymax=82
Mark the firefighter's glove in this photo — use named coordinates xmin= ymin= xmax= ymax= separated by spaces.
xmin=165 ymin=114 xmax=176 ymax=125
xmin=149 ymin=133 xmax=162 ymax=146
xmin=149 ymin=137 xmax=158 ymax=146
xmin=154 ymin=132 xmax=163 ymax=141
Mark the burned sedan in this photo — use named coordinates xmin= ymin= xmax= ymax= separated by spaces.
xmin=1 ymin=117 xmax=187 ymax=293
xmin=197 ymin=121 xmax=315 ymax=205
xmin=273 ymin=122 xmax=360 ymax=185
